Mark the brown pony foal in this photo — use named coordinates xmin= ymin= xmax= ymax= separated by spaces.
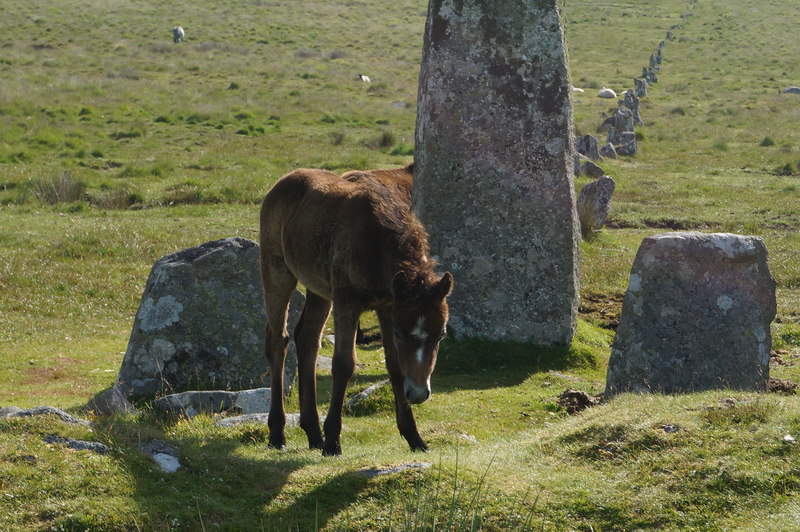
xmin=259 ymin=164 xmax=453 ymax=455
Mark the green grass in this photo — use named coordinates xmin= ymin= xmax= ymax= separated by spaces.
xmin=2 ymin=0 xmax=800 ymax=529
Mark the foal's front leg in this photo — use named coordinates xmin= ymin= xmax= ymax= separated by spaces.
xmin=377 ymin=308 xmax=427 ymax=452
xmin=322 ymin=302 xmax=360 ymax=456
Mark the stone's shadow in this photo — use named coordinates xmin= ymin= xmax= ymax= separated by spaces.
xmin=433 ymin=339 xmax=582 ymax=392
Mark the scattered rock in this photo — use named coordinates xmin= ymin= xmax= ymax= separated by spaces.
xmin=357 ymin=462 xmax=432 ymax=478
xmin=783 ymin=87 xmax=800 ymax=94
xmin=615 ymin=137 xmax=638 ymax=156
xmin=661 ymin=424 xmax=680 ymax=434
xmin=139 ymin=440 xmax=180 ymax=473
xmin=153 ymin=387 xmax=270 ymax=418
xmin=345 ymin=379 xmax=390 ymax=414
xmin=606 ymin=232 xmax=777 ymax=396
xmin=1 ymin=406 xmax=91 ymax=426
xmin=116 ymin=237 xmax=305 ymax=400
xmin=576 ymin=134 xmax=603 ymax=161
xmin=768 ymin=378 xmax=797 ymax=395
xmin=43 ymin=434 xmax=110 ymax=455
xmin=577 ymin=175 xmax=617 ymax=238
xmin=783 ymin=434 xmax=797 ymax=444
xmin=82 ymin=386 xmax=138 ymax=416
xmin=556 ymin=389 xmax=602 ymax=414
xmin=621 ymin=91 xmax=644 ymax=126
xmin=634 ymin=77 xmax=648 ymax=98
xmin=600 ymin=142 xmax=618 ymax=159
xmin=317 ymin=356 xmax=333 ymax=370
xmin=579 ymin=159 xmax=605 ymax=178
xmin=215 ymin=413 xmax=301 ymax=428
xmin=598 ymin=87 xmax=617 ymax=99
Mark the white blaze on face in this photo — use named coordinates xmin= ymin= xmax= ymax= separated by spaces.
xmin=411 ymin=317 xmax=427 ymax=364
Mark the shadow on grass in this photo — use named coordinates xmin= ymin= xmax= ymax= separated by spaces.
xmin=434 ymin=337 xmax=599 ymax=391
xmin=95 ymin=414 xmax=370 ymax=530
xmin=263 ymin=470 xmax=371 ymax=529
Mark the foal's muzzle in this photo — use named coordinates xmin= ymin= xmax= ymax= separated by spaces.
xmin=404 ymin=379 xmax=431 ymax=404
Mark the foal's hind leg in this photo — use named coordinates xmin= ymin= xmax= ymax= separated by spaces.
xmin=377 ymin=308 xmax=428 ymax=451
xmin=294 ymin=291 xmax=331 ymax=449
xmin=322 ymin=300 xmax=361 ymax=456
xmin=260 ymin=254 xmax=297 ymax=450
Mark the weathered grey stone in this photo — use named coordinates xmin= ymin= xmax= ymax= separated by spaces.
xmin=576 ymin=134 xmax=603 ymax=162
xmin=783 ymin=87 xmax=800 ymax=94
xmin=600 ymin=142 xmax=618 ymax=159
xmin=606 ymin=232 xmax=777 ymax=396
xmin=622 ymin=91 xmax=644 ymax=126
xmin=43 ymin=434 xmax=110 ymax=455
xmin=215 ymin=412 xmax=302 ymax=428
xmin=606 ymin=108 xmax=635 ymax=146
xmin=577 ymin=176 xmax=616 ymax=239
xmin=414 ymin=0 xmax=580 ymax=345
xmin=357 ymin=462 xmax=432 ymax=478
xmin=116 ymin=238 xmax=304 ymax=400
xmin=139 ymin=440 xmax=180 ymax=473
xmin=616 ymin=137 xmax=638 ymax=156
xmin=345 ymin=379 xmax=390 ymax=413
xmin=634 ymin=78 xmax=648 ymax=98
xmin=1 ymin=406 xmax=91 ymax=426
xmin=579 ymin=159 xmax=605 ymax=179
xmin=82 ymin=386 xmax=138 ymax=416
xmin=153 ymin=387 xmax=270 ymax=418
xmin=642 ymin=66 xmax=658 ymax=84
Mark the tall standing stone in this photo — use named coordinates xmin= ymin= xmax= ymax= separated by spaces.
xmin=414 ymin=0 xmax=579 ymax=345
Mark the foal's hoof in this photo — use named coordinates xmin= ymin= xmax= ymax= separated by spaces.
xmin=322 ymin=439 xmax=342 ymax=456
xmin=409 ymin=440 xmax=429 ymax=453
xmin=268 ymin=435 xmax=286 ymax=450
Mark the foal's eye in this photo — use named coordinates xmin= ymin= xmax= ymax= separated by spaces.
xmin=393 ymin=327 xmax=403 ymax=341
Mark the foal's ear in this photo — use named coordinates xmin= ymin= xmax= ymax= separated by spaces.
xmin=434 ymin=272 xmax=454 ymax=299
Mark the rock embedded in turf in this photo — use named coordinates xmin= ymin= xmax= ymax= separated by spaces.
xmin=153 ymin=388 xmax=271 ymax=418
xmin=82 ymin=386 xmax=138 ymax=416
xmin=606 ymin=232 xmax=777 ymax=396
xmin=115 ymin=238 xmax=304 ymax=400
xmin=414 ymin=0 xmax=580 ymax=345
xmin=1 ymin=406 xmax=91 ymax=426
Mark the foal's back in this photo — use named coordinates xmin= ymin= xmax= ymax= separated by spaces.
xmin=260 ymin=165 xmax=416 ymax=302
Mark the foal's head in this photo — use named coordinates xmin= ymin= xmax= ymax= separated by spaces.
xmin=390 ymin=271 xmax=454 ymax=404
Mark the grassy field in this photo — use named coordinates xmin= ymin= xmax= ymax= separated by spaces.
xmin=2 ymin=0 xmax=800 ymax=529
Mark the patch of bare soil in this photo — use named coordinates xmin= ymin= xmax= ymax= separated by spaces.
xmin=557 ymin=389 xmax=603 ymax=415
xmin=579 ymin=293 xmax=624 ymax=330
xmin=768 ymin=378 xmax=798 ymax=395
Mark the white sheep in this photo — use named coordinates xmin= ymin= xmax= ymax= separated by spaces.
xmin=358 ymin=74 xmax=371 ymax=83
xmin=597 ymin=87 xmax=617 ymax=99
xmin=173 ymin=26 xmax=185 ymax=44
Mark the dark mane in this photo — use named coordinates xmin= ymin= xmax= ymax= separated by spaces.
xmin=359 ymin=176 xmax=439 ymax=290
